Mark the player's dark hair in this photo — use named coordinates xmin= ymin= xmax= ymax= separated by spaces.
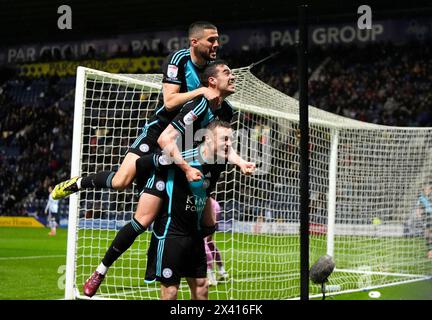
xmin=206 ymin=120 xmax=232 ymax=132
xmin=188 ymin=21 xmax=217 ymax=38
xmin=200 ymin=59 xmax=228 ymax=86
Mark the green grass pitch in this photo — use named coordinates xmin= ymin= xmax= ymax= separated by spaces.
xmin=0 ymin=227 xmax=68 ymax=299
xmin=0 ymin=227 xmax=430 ymax=300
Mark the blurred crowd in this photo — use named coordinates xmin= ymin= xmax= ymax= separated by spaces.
xmin=0 ymin=77 xmax=74 ymax=216
xmin=248 ymin=41 xmax=432 ymax=126
xmin=0 ymin=40 xmax=431 ymax=216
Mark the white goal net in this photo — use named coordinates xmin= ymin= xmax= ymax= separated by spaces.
xmin=65 ymin=66 xmax=432 ymax=300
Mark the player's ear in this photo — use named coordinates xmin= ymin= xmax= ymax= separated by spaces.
xmin=208 ymin=76 xmax=217 ymax=87
xmin=190 ymin=37 xmax=198 ymax=47
xmin=204 ymin=128 xmax=215 ymax=144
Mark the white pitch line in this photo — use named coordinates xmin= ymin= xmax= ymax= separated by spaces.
xmin=0 ymin=255 xmax=65 ymax=261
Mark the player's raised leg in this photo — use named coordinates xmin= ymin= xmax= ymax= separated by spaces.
xmin=51 ymin=152 xmax=139 ymax=200
xmin=51 ymin=129 xmax=163 ymax=200
xmin=83 ymin=190 xmax=163 ymax=297
xmin=111 ymin=152 xmax=139 ymax=190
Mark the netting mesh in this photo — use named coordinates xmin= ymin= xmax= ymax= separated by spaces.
xmin=69 ymin=67 xmax=432 ymax=300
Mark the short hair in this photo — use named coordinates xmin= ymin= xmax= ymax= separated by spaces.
xmin=206 ymin=120 xmax=232 ymax=132
xmin=200 ymin=59 xmax=228 ymax=86
xmin=188 ymin=21 xmax=217 ymax=38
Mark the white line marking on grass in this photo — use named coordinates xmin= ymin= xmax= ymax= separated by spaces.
xmin=0 ymin=255 xmax=65 ymax=260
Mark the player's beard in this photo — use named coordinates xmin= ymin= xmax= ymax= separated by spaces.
xmin=198 ymin=46 xmax=217 ymax=61
xmin=208 ymin=49 xmax=217 ymax=60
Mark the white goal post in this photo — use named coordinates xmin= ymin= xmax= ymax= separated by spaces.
xmin=65 ymin=66 xmax=432 ymax=300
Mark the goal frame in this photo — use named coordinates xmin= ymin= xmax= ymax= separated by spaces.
xmin=64 ymin=66 xmax=165 ymax=299
xmin=65 ymin=67 xmax=85 ymax=300
xmin=64 ymin=66 xmax=432 ymax=300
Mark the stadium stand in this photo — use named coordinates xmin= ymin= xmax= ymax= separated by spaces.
xmin=0 ymin=40 xmax=431 ymax=220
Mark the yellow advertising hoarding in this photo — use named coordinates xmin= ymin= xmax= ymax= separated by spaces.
xmin=0 ymin=217 xmax=45 ymax=228
xmin=18 ymin=56 xmax=164 ymax=77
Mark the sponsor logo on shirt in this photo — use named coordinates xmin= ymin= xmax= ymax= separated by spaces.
xmin=185 ymin=195 xmax=207 ymax=213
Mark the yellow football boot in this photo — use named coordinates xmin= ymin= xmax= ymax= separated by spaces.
xmin=51 ymin=176 xmax=80 ymax=200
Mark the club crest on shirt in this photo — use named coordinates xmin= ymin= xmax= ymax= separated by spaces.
xmin=158 ymin=154 xmax=172 ymax=165
xmin=183 ymin=111 xmax=198 ymax=125
xmin=162 ymin=268 xmax=173 ymax=278
xmin=202 ymin=179 xmax=210 ymax=189
xmin=156 ymin=181 xmax=166 ymax=191
xmin=167 ymin=64 xmax=178 ymax=78
xmin=139 ymin=143 xmax=149 ymax=153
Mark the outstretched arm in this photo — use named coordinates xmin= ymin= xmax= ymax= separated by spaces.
xmin=228 ymin=147 xmax=256 ymax=175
